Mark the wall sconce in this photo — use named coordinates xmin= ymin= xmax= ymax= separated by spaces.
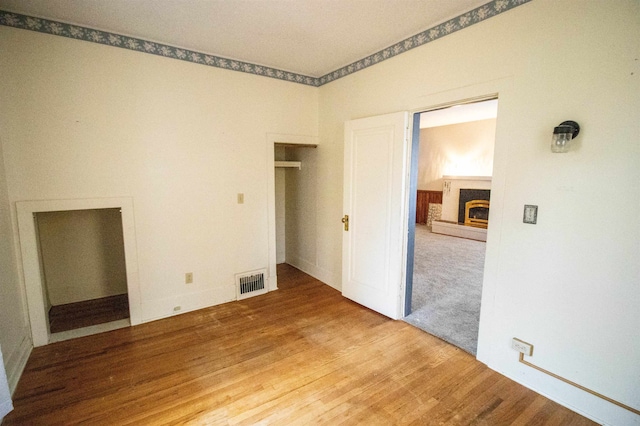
xmin=551 ymin=120 xmax=580 ymax=153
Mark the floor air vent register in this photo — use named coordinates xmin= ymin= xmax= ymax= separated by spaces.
xmin=236 ymin=269 xmax=267 ymax=300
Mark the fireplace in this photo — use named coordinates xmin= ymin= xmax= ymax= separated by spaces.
xmin=464 ymin=199 xmax=490 ymax=228
xmin=458 ymin=189 xmax=490 ymax=227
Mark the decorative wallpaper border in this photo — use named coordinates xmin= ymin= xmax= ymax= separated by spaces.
xmin=0 ymin=10 xmax=319 ymax=86
xmin=318 ymin=0 xmax=530 ymax=85
xmin=0 ymin=0 xmax=530 ymax=87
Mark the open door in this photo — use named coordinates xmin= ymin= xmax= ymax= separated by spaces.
xmin=342 ymin=111 xmax=409 ymax=319
xmin=0 ymin=344 xmax=12 ymax=420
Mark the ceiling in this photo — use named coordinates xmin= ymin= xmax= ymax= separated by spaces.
xmin=0 ymin=0 xmax=489 ymax=77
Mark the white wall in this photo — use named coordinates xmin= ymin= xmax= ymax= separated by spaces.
xmin=36 ymin=209 xmax=128 ymax=305
xmin=284 ymin=147 xmax=320 ymax=275
xmin=274 ymin=149 xmax=287 ymax=264
xmin=0 ymin=138 xmax=30 ymax=394
xmin=0 ymin=27 xmax=318 ymax=325
xmin=317 ymin=1 xmax=639 ymax=424
xmin=418 ymin=119 xmax=495 ymax=190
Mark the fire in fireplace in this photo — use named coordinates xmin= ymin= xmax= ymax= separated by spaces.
xmin=458 ymin=189 xmax=490 ymax=228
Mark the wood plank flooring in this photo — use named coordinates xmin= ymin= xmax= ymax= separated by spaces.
xmin=48 ymin=293 xmax=130 ymax=333
xmin=5 ymin=264 xmax=595 ymax=425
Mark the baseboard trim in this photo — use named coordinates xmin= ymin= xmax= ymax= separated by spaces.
xmin=488 ymin=363 xmax=611 ymax=426
xmin=5 ymin=332 xmax=32 ymax=395
xmin=140 ymin=286 xmax=236 ymax=323
xmin=268 ymin=274 xmax=279 ymax=291
xmin=286 ymin=256 xmax=340 ymax=290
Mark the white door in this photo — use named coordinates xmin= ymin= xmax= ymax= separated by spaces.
xmin=0 ymin=344 xmax=12 ymax=420
xmin=342 ymin=111 xmax=409 ymax=319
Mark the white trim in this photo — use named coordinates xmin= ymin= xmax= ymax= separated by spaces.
xmin=274 ymin=161 xmax=302 ymax=169
xmin=49 ymin=319 xmax=130 ymax=343
xmin=490 ymin=364 xmax=613 ymax=426
xmin=286 ymin=255 xmax=339 ymax=291
xmin=442 ymin=175 xmax=492 ymax=181
xmin=16 ymin=197 xmax=141 ymax=347
xmin=4 ymin=332 xmax=31 ymax=395
xmin=140 ymin=288 xmax=235 ymax=323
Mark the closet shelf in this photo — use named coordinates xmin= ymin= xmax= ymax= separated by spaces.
xmin=275 ymin=161 xmax=301 ymax=169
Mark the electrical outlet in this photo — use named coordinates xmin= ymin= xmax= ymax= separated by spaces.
xmin=237 ymin=193 xmax=244 ymax=204
xmin=512 ymin=338 xmax=534 ymax=356
xmin=185 ymin=272 xmax=193 ymax=284
xmin=173 ymin=306 xmax=181 ymax=312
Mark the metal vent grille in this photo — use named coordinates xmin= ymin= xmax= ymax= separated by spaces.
xmin=236 ymin=269 xmax=268 ymax=300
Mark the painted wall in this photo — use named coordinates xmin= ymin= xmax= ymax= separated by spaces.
xmin=36 ymin=209 xmax=128 ymax=305
xmin=418 ymin=119 xmax=496 ymax=190
xmin=317 ymin=1 xmax=639 ymax=424
xmin=0 ymin=140 xmax=30 ymax=394
xmin=274 ymin=148 xmax=287 ymax=264
xmin=0 ymin=27 xmax=318 ymax=324
xmin=285 ymin=147 xmax=319 ymax=274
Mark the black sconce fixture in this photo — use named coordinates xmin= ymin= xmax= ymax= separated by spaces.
xmin=551 ymin=120 xmax=580 ymax=153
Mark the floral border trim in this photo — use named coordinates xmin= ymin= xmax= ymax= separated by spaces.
xmin=318 ymin=0 xmax=530 ymax=85
xmin=0 ymin=0 xmax=529 ymax=87
xmin=0 ymin=10 xmax=319 ymax=86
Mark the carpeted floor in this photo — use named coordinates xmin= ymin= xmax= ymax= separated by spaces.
xmin=404 ymin=224 xmax=485 ymax=355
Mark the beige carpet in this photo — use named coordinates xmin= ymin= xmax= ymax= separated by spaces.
xmin=404 ymin=224 xmax=486 ymax=355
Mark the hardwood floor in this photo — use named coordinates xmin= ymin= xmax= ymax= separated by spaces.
xmin=5 ymin=264 xmax=594 ymax=425
xmin=48 ymin=293 xmax=130 ymax=333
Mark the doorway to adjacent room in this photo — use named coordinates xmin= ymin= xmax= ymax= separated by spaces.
xmin=404 ymin=98 xmax=498 ymax=355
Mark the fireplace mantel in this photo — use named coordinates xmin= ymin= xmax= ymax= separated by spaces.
xmin=442 ymin=175 xmax=491 ymax=181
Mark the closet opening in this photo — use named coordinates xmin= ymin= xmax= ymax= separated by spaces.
xmin=274 ymin=142 xmax=318 ymax=274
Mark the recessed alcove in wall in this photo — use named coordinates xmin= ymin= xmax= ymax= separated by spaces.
xmin=36 ymin=208 xmax=129 ymax=333
xmin=16 ymin=197 xmax=141 ymax=347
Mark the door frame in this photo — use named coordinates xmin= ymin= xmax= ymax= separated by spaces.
xmin=16 ymin=197 xmax=142 ymax=347
xmin=404 ymin=112 xmax=422 ymax=315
